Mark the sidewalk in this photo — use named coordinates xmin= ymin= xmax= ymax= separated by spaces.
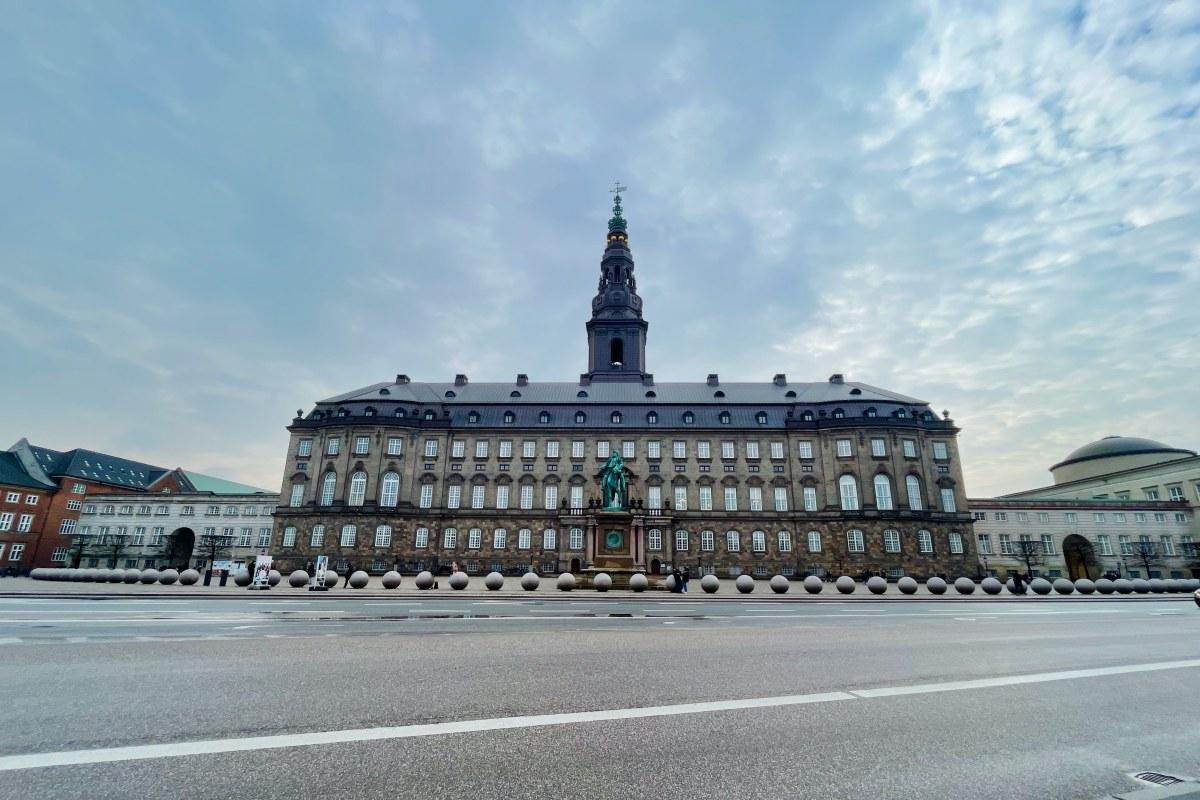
xmin=2 ymin=576 xmax=1194 ymax=602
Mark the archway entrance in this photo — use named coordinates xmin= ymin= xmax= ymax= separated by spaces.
xmin=569 ymin=557 xmax=581 ymax=574
xmin=650 ymin=558 xmax=661 ymax=575
xmin=166 ymin=527 xmax=196 ymax=571
xmin=1062 ymin=534 xmax=1098 ymax=580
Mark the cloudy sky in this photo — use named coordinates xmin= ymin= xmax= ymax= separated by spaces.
xmin=1 ymin=0 xmax=1197 ymax=496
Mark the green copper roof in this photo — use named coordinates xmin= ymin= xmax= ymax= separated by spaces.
xmin=181 ymin=471 xmax=271 ymax=495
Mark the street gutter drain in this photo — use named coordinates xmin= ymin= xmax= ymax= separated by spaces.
xmin=1131 ymin=772 xmax=1187 ymax=786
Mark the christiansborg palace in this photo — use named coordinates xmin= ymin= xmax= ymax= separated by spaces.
xmin=269 ymin=194 xmax=975 ymax=579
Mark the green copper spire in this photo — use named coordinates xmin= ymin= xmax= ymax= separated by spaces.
xmin=608 ymin=182 xmax=627 ymax=233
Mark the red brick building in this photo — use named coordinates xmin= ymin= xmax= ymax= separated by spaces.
xmin=0 ymin=452 xmax=56 ymax=573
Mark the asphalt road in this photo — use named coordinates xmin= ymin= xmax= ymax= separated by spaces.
xmin=1 ymin=596 xmax=1197 ymax=799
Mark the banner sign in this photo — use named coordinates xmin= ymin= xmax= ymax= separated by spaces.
xmin=212 ymin=559 xmax=234 ymax=574
xmin=252 ymin=555 xmax=273 ymax=588
xmin=314 ymin=555 xmax=328 ymax=588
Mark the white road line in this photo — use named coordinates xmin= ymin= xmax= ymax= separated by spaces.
xmin=0 ymin=609 xmax=201 ymax=615
xmin=0 ymin=638 xmax=22 ymax=644
xmin=2 ymin=659 xmax=1197 ymax=771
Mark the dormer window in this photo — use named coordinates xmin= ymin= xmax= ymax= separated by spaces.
xmin=801 ymin=410 xmax=814 ymax=421
xmin=539 ymin=411 xmax=551 ymax=424
xmin=577 ymin=391 xmax=588 ymax=398
xmin=785 ymin=390 xmax=796 ymax=398
xmin=645 ymin=391 xmax=656 ymax=398
xmin=364 ymin=407 xmax=376 ymax=417
xmin=849 ymin=388 xmax=862 ymax=395
xmin=832 ymin=408 xmax=845 ymax=419
xmin=394 ymin=408 xmax=405 ymax=418
xmin=423 ymin=410 xmax=435 ymax=420
xmin=897 ymin=408 xmax=907 ymax=418
xmin=503 ymin=411 xmax=516 ymax=424
xmin=714 ymin=390 xmax=725 ymax=398
xmin=865 ymin=407 xmax=877 ymax=418
xmin=755 ymin=412 xmax=768 ymax=425
xmin=468 ymin=411 xmax=480 ymax=424
xmin=379 ymin=388 xmax=390 ymax=395
xmin=445 ymin=391 xmax=456 ymax=399
xmin=719 ymin=411 xmax=731 ymax=424
xmin=611 ymin=411 xmax=622 ymax=424
xmin=575 ymin=411 xmax=586 ymax=424
xmin=683 ymin=411 xmax=695 ymax=424
xmin=510 ymin=391 xmax=522 ymax=398
xmin=646 ymin=411 xmax=658 ymax=424
xmin=337 ymin=408 xmax=349 ymax=418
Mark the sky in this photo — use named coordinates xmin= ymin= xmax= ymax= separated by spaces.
xmin=1 ymin=0 xmax=1198 ymax=496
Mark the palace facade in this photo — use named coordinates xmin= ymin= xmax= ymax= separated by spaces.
xmin=270 ymin=194 xmax=975 ymax=579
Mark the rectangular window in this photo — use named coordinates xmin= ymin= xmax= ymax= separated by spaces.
xmin=51 ymin=547 xmax=68 ymax=563
xmin=1154 ymin=513 xmax=1166 ymax=524
xmin=902 ymin=439 xmax=917 ymax=459
xmin=645 ymin=440 xmax=661 ymax=459
xmin=571 ymin=441 xmax=584 ymax=458
xmin=570 ymin=528 xmax=584 ymax=550
xmin=596 ymin=441 xmax=610 ymax=458
xmin=797 ymin=441 xmax=813 ymax=459
xmin=773 ymin=487 xmax=788 ymax=512
xmin=467 ymin=528 xmax=482 ymax=549
xmin=496 ymin=485 xmax=510 ymax=510
xmin=1135 ymin=513 xmax=1146 ymax=523
xmin=236 ymin=527 xmax=252 ymax=547
xmin=836 ymin=439 xmax=852 ymax=457
xmin=723 ymin=487 xmax=737 ymax=511
xmin=949 ymin=532 xmax=964 ymax=554
xmin=748 ymin=487 xmax=763 ymax=511
xmin=977 ymin=533 xmax=992 ymax=555
xmin=770 ymin=441 xmax=785 ymax=459
xmin=5 ymin=492 xmax=19 ymax=503
xmin=1143 ymin=488 xmax=1159 ymax=500
xmin=9 ymin=544 xmax=23 ymax=561
xmin=1167 ymin=486 xmax=1184 ymax=501
xmin=622 ymin=441 xmax=635 ymax=458
xmin=258 ymin=528 xmax=271 ymax=548
xmin=447 ymin=485 xmax=462 ymax=509
xmin=474 ymin=440 xmax=489 ymax=459
xmin=499 ymin=440 xmax=513 ymax=458
xmin=297 ymin=439 xmax=313 ymax=457
xmin=523 ymin=440 xmax=536 ymax=458
xmin=383 ymin=437 xmax=401 ymax=456
xmin=726 ymin=531 xmax=740 ymax=552
xmin=2 ymin=512 xmax=15 ymax=531
xmin=647 ymin=486 xmax=662 ymax=509
xmin=918 ymin=529 xmax=933 ymax=554
xmin=26 ymin=495 xmax=39 ymax=506
xmin=807 ymin=530 xmax=822 ymax=553
xmin=424 ymin=440 xmax=438 ymax=458
xmin=131 ymin=526 xmax=145 ymax=545
xmin=751 ymin=530 xmax=766 ymax=552
xmin=17 ymin=514 xmax=32 ymax=533
xmin=697 ymin=441 xmax=711 ymax=459
xmin=419 ymin=485 xmax=434 ymax=509
xmin=451 ymin=440 xmax=465 ymax=458
xmin=933 ymin=442 xmax=949 ymax=460
xmin=518 ymin=529 xmax=532 ymax=549
xmin=569 ymin=485 xmax=584 ymax=509
xmin=326 ymin=438 xmax=340 ymax=456
xmin=999 ymin=534 xmax=1013 ymax=555
xmin=1093 ymin=512 xmax=1105 ymax=523
xmin=152 ymin=527 xmax=167 ymax=546
xmin=1119 ymin=535 xmax=1132 ymax=555
xmin=803 ymin=486 xmax=818 ymax=512
xmin=520 ymin=485 xmax=534 ymax=510
xmin=307 ymin=525 xmax=324 ymax=547
xmin=442 ymin=528 xmax=457 ymax=549
xmin=1097 ymin=535 xmax=1112 ymax=556
xmin=546 ymin=441 xmax=559 ymax=458
xmin=471 ymin=484 xmax=485 ymax=509
xmin=543 ymin=529 xmax=556 ymax=550
xmin=1064 ymin=512 xmax=1077 ymax=523
xmin=884 ymin=529 xmax=901 ymax=553
xmin=746 ymin=442 xmax=760 ymax=459
xmin=282 ymin=527 xmax=297 ymax=547
xmin=870 ymin=438 xmax=886 ymax=457
xmin=544 ymin=485 xmax=558 ymax=510
xmin=699 ymin=486 xmax=713 ymax=511
xmin=701 ymin=530 xmax=714 ymax=551
xmin=1037 ymin=512 xmax=1050 ymax=523
xmin=720 ymin=441 xmax=735 ymax=459
xmin=940 ymin=488 xmax=956 ymax=513
xmin=847 ymin=529 xmax=865 ymax=553
xmin=354 ymin=436 xmax=370 ymax=455
xmin=672 ymin=486 xmax=687 ymax=511
xmin=414 ymin=528 xmax=429 ymax=548
xmin=71 ymin=483 xmax=85 ymax=494
xmin=1039 ymin=534 xmax=1054 ymax=555
xmin=493 ymin=529 xmax=507 ymax=549
xmin=1161 ymin=535 xmax=1176 ymax=556
xmin=995 ymin=512 xmax=1007 ymax=521
xmin=289 ymin=485 xmax=304 ymax=507
xmin=59 ymin=518 xmax=76 ymax=535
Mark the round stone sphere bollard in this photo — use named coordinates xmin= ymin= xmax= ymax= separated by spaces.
xmin=484 ymin=571 xmax=504 ymax=591
xmin=700 ymin=574 xmax=720 ymax=594
xmin=414 ymin=571 xmax=434 ymax=590
xmin=735 ymin=574 xmax=755 ymax=594
xmin=1029 ymin=577 xmax=1052 ymax=595
xmin=592 ymin=572 xmax=611 ymax=592
xmin=349 ymin=570 xmax=370 ymax=589
xmin=82 ymin=568 xmax=98 ymax=582
xmin=898 ymin=576 xmax=918 ymax=595
xmin=123 ymin=569 xmax=141 ymax=584
xmin=1094 ymin=577 xmax=1114 ymax=594
xmin=954 ymin=577 xmax=976 ymax=595
xmin=867 ymin=576 xmax=888 ymax=595
xmin=96 ymin=568 xmax=112 ymax=582
xmin=1131 ymin=578 xmax=1150 ymax=594
xmin=1113 ymin=578 xmax=1133 ymax=594
xmin=448 ymin=571 xmax=469 ymax=590
xmin=770 ymin=575 xmax=790 ymax=594
xmin=981 ymin=577 xmax=1003 ymax=595
xmin=381 ymin=571 xmax=402 ymax=589
xmin=1074 ymin=578 xmax=1096 ymax=595
xmin=30 ymin=568 xmax=46 ymax=580
xmin=108 ymin=569 xmax=125 ymax=583
xmin=1052 ymin=578 xmax=1074 ymax=595
xmin=158 ymin=568 xmax=179 ymax=585
xmin=926 ymin=577 xmax=947 ymax=595
xmin=267 ymin=570 xmax=282 ymax=587
xmin=179 ymin=568 xmax=200 ymax=586
xmin=803 ymin=575 xmax=824 ymax=594
xmin=629 ymin=573 xmax=648 ymax=592
xmin=835 ymin=576 xmax=856 ymax=594
xmin=1164 ymin=579 xmax=1180 ymax=593
xmin=234 ymin=570 xmax=253 ymax=587
xmin=663 ymin=574 xmax=677 ymax=592
xmin=322 ymin=571 xmax=339 ymax=588
xmin=1148 ymin=579 xmax=1166 ymax=594
xmin=139 ymin=568 xmax=160 ymax=584
xmin=520 ymin=571 xmax=540 ymax=591
xmin=556 ymin=572 xmax=576 ymax=591
xmin=288 ymin=570 xmax=309 ymax=588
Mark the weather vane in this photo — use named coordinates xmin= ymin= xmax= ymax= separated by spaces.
xmin=610 ymin=181 xmax=627 ymax=197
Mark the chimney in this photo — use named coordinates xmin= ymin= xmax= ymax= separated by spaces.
xmin=454 ymin=374 xmax=468 ymax=386
xmin=707 ymin=373 xmax=719 ymax=386
xmin=773 ymin=373 xmax=787 ymax=387
xmin=828 ymin=373 xmax=844 ymax=384
xmin=395 ymin=374 xmax=410 ymax=385
xmin=516 ymin=374 xmax=529 ymax=386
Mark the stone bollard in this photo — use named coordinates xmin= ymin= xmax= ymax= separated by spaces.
xmin=1131 ymin=579 xmax=1150 ymax=594
xmin=835 ymin=576 xmax=856 ymax=594
xmin=30 ymin=568 xmax=46 ymax=580
xmin=140 ymin=568 xmax=161 ymax=585
xmin=178 ymin=569 xmax=199 ymax=586
xmin=897 ymin=576 xmax=918 ymax=595
xmin=556 ymin=573 xmax=576 ymax=591
xmin=735 ymin=574 xmax=754 ymax=594
xmin=954 ymin=577 xmax=976 ymax=595
xmin=234 ymin=570 xmax=253 ymax=587
xmin=349 ymin=570 xmax=370 ymax=589
xmin=629 ymin=573 xmax=648 ymax=592
xmin=268 ymin=570 xmax=282 ymax=587
xmin=803 ymin=575 xmax=824 ymax=594
xmin=926 ymin=577 xmax=947 ymax=595
xmin=123 ymin=569 xmax=142 ymax=584
xmin=1148 ymin=579 xmax=1166 ymax=594
xmin=592 ymin=573 xmax=611 ymax=592
xmin=158 ymin=568 xmax=179 ymax=585
xmin=288 ymin=570 xmax=309 ymax=588
xmin=1093 ymin=578 xmax=1114 ymax=594
xmin=769 ymin=575 xmax=790 ymax=594
xmin=1052 ymin=578 xmax=1074 ymax=595
xmin=1074 ymin=578 xmax=1096 ymax=595
xmin=867 ymin=576 xmax=888 ymax=595
xmin=484 ymin=571 xmax=504 ymax=591
xmin=701 ymin=574 xmax=720 ymax=594
xmin=90 ymin=569 xmax=106 ymax=582
xmin=448 ymin=571 xmax=468 ymax=590
xmin=663 ymin=575 xmax=677 ymax=592
xmin=981 ymin=577 xmax=1003 ymax=595
xmin=108 ymin=568 xmax=126 ymax=583
xmin=1113 ymin=578 xmax=1134 ymax=594
xmin=414 ymin=571 xmax=434 ymax=590
xmin=520 ymin=571 xmax=540 ymax=591
xmin=323 ymin=571 xmax=339 ymax=589
xmin=1029 ymin=577 xmax=1052 ymax=595
xmin=1166 ymin=580 xmax=1181 ymax=593
xmin=381 ymin=571 xmax=402 ymax=589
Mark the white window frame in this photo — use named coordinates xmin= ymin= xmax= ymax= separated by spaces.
xmin=839 ymin=475 xmax=859 ymax=511
xmin=846 ymin=529 xmax=865 ymax=553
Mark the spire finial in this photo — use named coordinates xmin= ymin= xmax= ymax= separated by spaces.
xmin=608 ymin=182 xmax=628 ymax=233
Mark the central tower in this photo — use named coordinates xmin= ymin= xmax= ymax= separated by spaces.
xmin=583 ymin=189 xmax=650 ymax=383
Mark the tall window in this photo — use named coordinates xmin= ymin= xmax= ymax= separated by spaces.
xmin=773 ymin=487 xmax=788 ymax=511
xmin=475 ymin=440 xmax=489 ymax=459
xmin=546 ymin=441 xmax=560 ymax=458
xmin=380 ymin=473 xmax=400 ymax=507
xmin=807 ymin=531 xmax=822 ymax=552
xmin=570 ymin=528 xmax=584 ymax=549
xmin=797 ymin=441 xmax=813 ymax=459
xmin=721 ymin=441 xmax=735 ymax=459
xmin=523 ymin=440 xmax=536 ymax=458
xmin=468 ymin=528 xmax=482 ymax=549
xmin=311 ymin=525 xmax=325 ymax=547
xmin=496 ymin=485 xmax=510 ymax=509
xmin=596 ymin=441 xmax=610 ymax=458
xmin=949 ymin=532 xmax=964 ymax=554
xmin=697 ymin=441 xmax=711 ymax=459
xmin=499 ymin=440 xmax=513 ymax=458
xmin=544 ymin=485 xmax=558 ymax=510
xmin=917 ymin=529 xmax=933 ymax=553
xmin=1119 ymin=535 xmax=1132 ymax=555
xmin=746 ymin=442 xmax=760 ymax=459
xmin=419 ymin=484 xmax=434 ymax=509
xmin=570 ymin=485 xmax=584 ymax=509
xmin=751 ymin=530 xmax=766 ymax=552
xmin=387 ymin=437 xmax=403 ymax=456
xmin=940 ymin=488 xmax=957 ymax=513
xmin=999 ymin=534 xmax=1012 ymax=554
xmin=290 ymin=485 xmax=305 ymax=508
xmin=673 ymin=440 xmax=687 ymax=458
xmin=839 ymin=475 xmax=859 ymax=511
xmin=674 ymin=486 xmax=688 ymax=511
xmin=701 ymin=530 xmax=714 ymax=551
xmin=571 ymin=441 xmax=584 ymax=458
xmin=726 ymin=530 xmax=740 ymax=552
xmin=748 ymin=487 xmax=763 ymax=511
xmin=770 ymin=441 xmax=785 ymax=459
xmin=933 ymin=442 xmax=949 ymax=460
xmin=520 ymin=485 xmax=534 ymax=510
xmin=723 ymin=487 xmax=738 ymax=511
xmin=340 ymin=525 xmax=357 ymax=547
xmin=320 ymin=472 xmax=337 ymax=506
xmin=902 ymin=439 xmax=917 ymax=458
xmin=1041 ymin=534 xmax=1055 ymax=555
xmin=447 ymin=485 xmax=462 ymax=509
xmin=1161 ymin=535 xmax=1176 ymax=556
xmin=699 ymin=486 xmax=713 ymax=511
xmin=906 ymin=476 xmax=922 ymax=511
xmin=424 ymin=440 xmax=438 ymax=458
xmin=258 ymin=528 xmax=271 ymax=547
xmin=282 ymin=527 xmax=297 ymax=547
xmin=870 ymin=438 xmax=886 ymax=457
xmin=354 ymin=436 xmax=370 ymax=455
xmin=846 ymin=529 xmax=864 ymax=553
xmin=622 ymin=441 xmax=635 ymax=458
xmin=518 ymin=528 xmax=532 ymax=549
xmin=451 ymin=440 xmax=465 ymax=458
xmin=874 ymin=475 xmax=893 ymax=511
xmin=803 ymin=486 xmax=817 ymax=512
xmin=1097 ymin=535 xmax=1112 ymax=556
xmin=883 ymin=529 xmax=901 ymax=553
xmin=414 ymin=527 xmax=429 ymax=548
xmin=647 ymin=529 xmax=662 ymax=550
xmin=675 ymin=529 xmax=689 ymax=551
xmin=471 ymin=484 xmax=485 ymax=509
xmin=443 ymin=528 xmax=457 ymax=549
xmin=836 ymin=439 xmax=852 ymax=457
xmin=647 ymin=441 xmax=661 ymax=459
xmin=778 ymin=530 xmax=792 ymax=552
xmin=348 ymin=472 xmax=367 ymax=506
xmin=977 ymin=534 xmax=992 ymax=555
xmin=375 ymin=526 xmax=392 ymax=547
xmin=493 ymin=528 xmax=507 ymax=549
xmin=298 ymin=439 xmax=313 ymax=457
xmin=647 ymin=486 xmax=662 ymax=509
xmin=326 ymin=438 xmax=340 ymax=456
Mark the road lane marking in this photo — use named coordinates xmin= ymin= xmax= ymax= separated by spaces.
xmin=3 ymin=659 xmax=1198 ymax=771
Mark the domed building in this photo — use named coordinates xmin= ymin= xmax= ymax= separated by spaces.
xmin=1050 ymin=436 xmax=1196 ymax=485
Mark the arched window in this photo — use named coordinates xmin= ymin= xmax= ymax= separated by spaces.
xmin=468 ymin=528 xmax=482 ymax=549
xmin=714 ymin=390 xmax=725 ymax=398
xmin=646 ymin=411 xmax=658 ymax=424
xmin=539 ymin=411 xmax=551 ymax=424
xmin=874 ymin=474 xmax=893 ymax=511
xmin=801 ymin=410 xmax=814 ymax=421
xmin=778 ymin=530 xmax=793 ymax=552
xmin=347 ymin=472 xmax=367 ymax=506
xmin=374 ymin=525 xmax=392 ymax=547
xmin=751 ymin=530 xmax=766 ymax=552
xmin=610 ymin=338 xmax=624 ymax=365
xmin=575 ymin=411 xmax=586 ymax=424
xmin=755 ymin=412 xmax=768 ymax=425
xmin=337 ymin=408 xmax=348 ymax=418
xmin=832 ymin=408 xmax=845 ymax=419
xmin=806 ymin=530 xmax=822 ymax=552
xmin=611 ymin=411 xmax=622 ymax=424
xmin=785 ymin=390 xmax=797 ymax=398
xmin=647 ymin=529 xmax=662 ymax=550
xmin=725 ymin=530 xmax=740 ymax=552
xmin=320 ymin=472 xmax=337 ymax=506
xmin=339 ymin=524 xmax=356 ymax=547
xmin=865 ymin=407 xmax=877 ymax=417
xmin=683 ymin=411 xmax=695 ymax=424
xmin=839 ymin=475 xmax=859 ymax=511
xmin=719 ymin=411 xmax=731 ymax=424
xmin=379 ymin=472 xmax=400 ymax=507
xmin=423 ymin=409 xmax=435 ymax=420
xmin=897 ymin=408 xmax=907 ymax=418
xmin=906 ymin=475 xmax=923 ymax=511
xmin=577 ymin=390 xmax=588 ymax=398
xmin=883 ymin=528 xmax=900 ymax=553
xmin=364 ymin=407 xmax=376 ymax=417
xmin=444 ymin=391 xmax=456 ymax=399
xmin=503 ymin=410 xmax=515 ymax=424
xmin=675 ymin=529 xmax=689 ymax=551
xmin=442 ymin=527 xmax=457 ymax=549
xmin=394 ymin=408 xmax=405 ymax=417
xmin=917 ymin=529 xmax=933 ymax=553
xmin=468 ymin=411 xmax=480 ymax=423
xmin=510 ymin=390 xmax=522 ymax=398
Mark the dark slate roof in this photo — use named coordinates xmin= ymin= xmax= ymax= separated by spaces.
xmin=1051 ymin=436 xmax=1196 ymax=471
xmin=0 ymin=452 xmax=55 ymax=491
xmin=29 ymin=445 xmax=167 ymax=490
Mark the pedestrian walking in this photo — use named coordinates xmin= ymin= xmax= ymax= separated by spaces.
xmin=343 ymin=563 xmax=354 ymax=587
xmin=1012 ymin=571 xmax=1026 ymax=594
xmin=681 ymin=567 xmax=690 ymax=593
xmin=671 ymin=566 xmax=683 ymax=593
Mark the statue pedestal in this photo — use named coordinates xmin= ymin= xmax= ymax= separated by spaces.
xmin=586 ymin=509 xmax=642 ymax=574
